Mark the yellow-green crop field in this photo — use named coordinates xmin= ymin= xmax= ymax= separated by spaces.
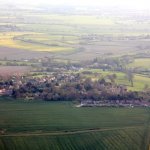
xmin=0 ymin=32 xmax=76 ymax=52
xmin=0 ymin=12 xmax=150 ymax=56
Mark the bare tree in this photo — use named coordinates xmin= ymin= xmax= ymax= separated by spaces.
xmin=125 ymin=71 xmax=134 ymax=87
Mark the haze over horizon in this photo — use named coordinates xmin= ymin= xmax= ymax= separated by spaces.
xmin=0 ymin=0 xmax=150 ymax=10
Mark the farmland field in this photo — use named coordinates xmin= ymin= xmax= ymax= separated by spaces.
xmin=0 ymin=66 xmax=30 ymax=77
xmin=0 ymin=100 xmax=149 ymax=150
xmin=0 ymin=3 xmax=150 ymax=150
xmin=0 ymin=32 xmax=76 ymax=52
xmin=0 ymin=7 xmax=150 ymax=60
xmin=128 ymin=58 xmax=150 ymax=69
xmin=79 ymin=69 xmax=150 ymax=91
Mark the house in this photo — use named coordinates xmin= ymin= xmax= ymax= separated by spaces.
xmin=0 ymin=89 xmax=12 ymax=96
xmin=0 ymin=89 xmax=6 ymax=95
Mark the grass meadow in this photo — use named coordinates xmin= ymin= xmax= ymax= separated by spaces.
xmin=0 ymin=100 xmax=149 ymax=150
xmin=80 ymin=69 xmax=150 ymax=91
xmin=128 ymin=58 xmax=150 ymax=69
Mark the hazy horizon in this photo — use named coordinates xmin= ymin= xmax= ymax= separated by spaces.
xmin=0 ymin=0 xmax=150 ymax=10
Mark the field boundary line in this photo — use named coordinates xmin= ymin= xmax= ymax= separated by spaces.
xmin=0 ymin=125 xmax=144 ymax=137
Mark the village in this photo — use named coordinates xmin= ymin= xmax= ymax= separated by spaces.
xmin=0 ymin=69 xmax=150 ymax=107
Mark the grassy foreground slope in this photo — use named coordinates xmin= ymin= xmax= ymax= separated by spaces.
xmin=0 ymin=128 xmax=147 ymax=150
xmin=0 ymin=100 xmax=149 ymax=150
xmin=0 ymin=100 xmax=149 ymax=132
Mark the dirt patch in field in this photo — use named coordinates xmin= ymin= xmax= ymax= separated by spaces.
xmin=0 ymin=46 xmax=54 ymax=60
xmin=0 ymin=66 xmax=31 ymax=78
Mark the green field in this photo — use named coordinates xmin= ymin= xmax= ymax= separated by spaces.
xmin=128 ymin=58 xmax=150 ymax=69
xmin=80 ymin=69 xmax=150 ymax=91
xmin=0 ymin=100 xmax=149 ymax=150
xmin=0 ymin=128 xmax=147 ymax=150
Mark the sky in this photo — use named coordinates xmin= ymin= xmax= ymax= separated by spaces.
xmin=1 ymin=0 xmax=150 ymax=10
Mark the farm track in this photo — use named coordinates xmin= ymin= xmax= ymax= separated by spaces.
xmin=0 ymin=125 xmax=144 ymax=137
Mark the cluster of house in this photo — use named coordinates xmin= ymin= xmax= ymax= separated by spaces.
xmin=0 ymin=73 xmax=81 ymax=97
xmin=0 ymin=72 xmax=150 ymax=107
xmin=79 ymin=100 xmax=150 ymax=107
